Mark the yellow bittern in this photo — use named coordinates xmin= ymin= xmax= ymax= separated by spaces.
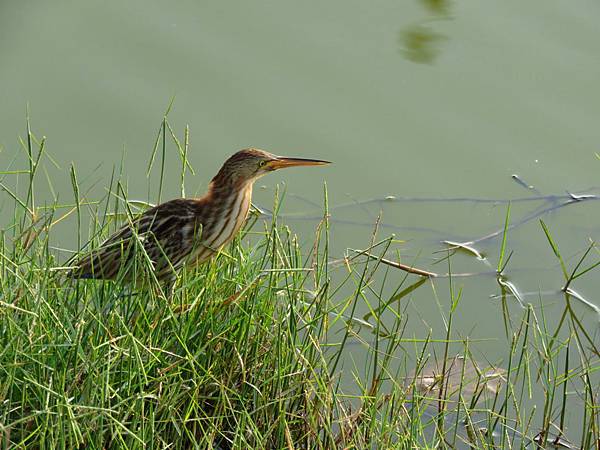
xmin=70 ymin=148 xmax=330 ymax=281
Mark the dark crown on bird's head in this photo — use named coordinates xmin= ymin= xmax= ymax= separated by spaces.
xmin=223 ymin=148 xmax=277 ymax=167
xmin=211 ymin=148 xmax=277 ymax=187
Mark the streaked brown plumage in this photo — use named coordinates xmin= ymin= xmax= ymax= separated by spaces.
xmin=70 ymin=148 xmax=330 ymax=282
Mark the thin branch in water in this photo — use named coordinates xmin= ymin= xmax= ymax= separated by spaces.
xmin=349 ymin=248 xmax=437 ymax=277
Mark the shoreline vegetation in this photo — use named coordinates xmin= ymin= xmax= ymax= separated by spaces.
xmin=1 ymin=118 xmax=599 ymax=448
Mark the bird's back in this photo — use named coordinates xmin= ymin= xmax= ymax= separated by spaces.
xmin=70 ymin=186 xmax=252 ymax=281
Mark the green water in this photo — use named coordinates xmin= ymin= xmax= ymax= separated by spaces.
xmin=2 ymin=0 xmax=600 ymax=442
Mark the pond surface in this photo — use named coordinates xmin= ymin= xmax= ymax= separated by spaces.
xmin=1 ymin=0 xmax=599 ymax=444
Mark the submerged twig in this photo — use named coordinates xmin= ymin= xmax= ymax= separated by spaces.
xmin=349 ymin=248 xmax=437 ymax=277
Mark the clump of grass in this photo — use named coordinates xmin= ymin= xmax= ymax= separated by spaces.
xmin=0 ymin=117 xmax=599 ymax=448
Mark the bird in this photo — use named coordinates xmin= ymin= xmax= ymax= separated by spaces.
xmin=70 ymin=148 xmax=330 ymax=282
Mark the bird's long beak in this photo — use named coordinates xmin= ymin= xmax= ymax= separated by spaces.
xmin=266 ymin=157 xmax=331 ymax=170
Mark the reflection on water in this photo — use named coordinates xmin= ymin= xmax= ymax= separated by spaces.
xmin=420 ymin=0 xmax=452 ymax=16
xmin=412 ymin=355 xmax=506 ymax=404
xmin=409 ymin=356 xmax=510 ymax=448
xmin=400 ymin=25 xmax=447 ymax=64
xmin=399 ymin=0 xmax=452 ymax=63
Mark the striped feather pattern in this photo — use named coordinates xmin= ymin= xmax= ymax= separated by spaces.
xmin=71 ymin=184 xmax=253 ymax=281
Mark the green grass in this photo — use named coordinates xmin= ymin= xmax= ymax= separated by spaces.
xmin=0 ymin=118 xmax=599 ymax=449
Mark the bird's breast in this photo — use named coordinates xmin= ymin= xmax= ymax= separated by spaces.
xmin=187 ymin=186 xmax=253 ymax=266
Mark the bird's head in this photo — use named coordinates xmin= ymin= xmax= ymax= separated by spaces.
xmin=212 ymin=148 xmax=330 ymax=187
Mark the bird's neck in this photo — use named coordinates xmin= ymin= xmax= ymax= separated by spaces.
xmin=204 ymin=178 xmax=254 ymax=222
xmin=207 ymin=176 xmax=253 ymax=200
xmin=196 ymin=179 xmax=253 ymax=248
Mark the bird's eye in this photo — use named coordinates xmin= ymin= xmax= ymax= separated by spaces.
xmin=258 ymin=160 xmax=267 ymax=168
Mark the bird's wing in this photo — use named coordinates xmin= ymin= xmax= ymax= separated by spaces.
xmin=70 ymin=199 xmax=203 ymax=280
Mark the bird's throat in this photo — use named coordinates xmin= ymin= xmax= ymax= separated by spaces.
xmin=203 ymin=182 xmax=253 ymax=250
